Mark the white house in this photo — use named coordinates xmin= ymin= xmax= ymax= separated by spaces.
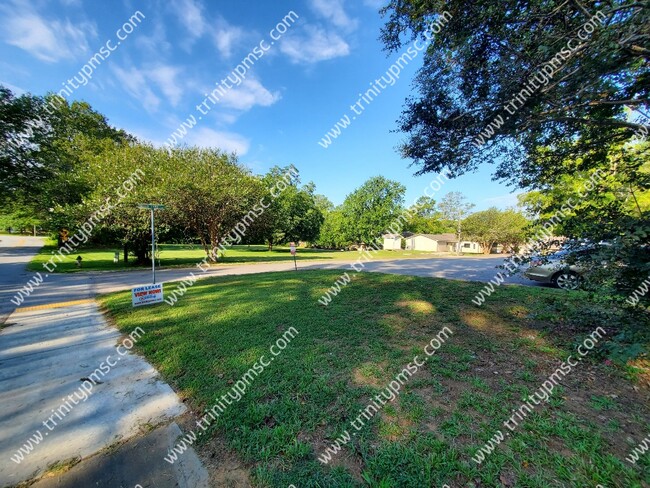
xmin=405 ymin=233 xmax=456 ymax=252
xmin=382 ymin=234 xmax=402 ymax=250
xmin=406 ymin=233 xmax=483 ymax=253
xmin=458 ymin=241 xmax=483 ymax=254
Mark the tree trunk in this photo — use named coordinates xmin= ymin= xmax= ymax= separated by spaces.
xmin=200 ymin=236 xmax=212 ymax=261
xmin=208 ymin=234 xmax=221 ymax=262
xmin=123 ymin=243 xmax=129 ymax=263
xmin=134 ymin=240 xmax=149 ymax=265
xmin=206 ymin=228 xmax=219 ymax=262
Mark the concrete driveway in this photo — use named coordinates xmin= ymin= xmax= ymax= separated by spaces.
xmin=0 ymin=236 xmax=207 ymax=488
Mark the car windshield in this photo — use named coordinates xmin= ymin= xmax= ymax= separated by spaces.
xmin=548 ymin=246 xmax=594 ymax=262
xmin=548 ymin=250 xmax=568 ymax=261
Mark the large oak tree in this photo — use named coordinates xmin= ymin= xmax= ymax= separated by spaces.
xmin=380 ymin=0 xmax=649 ymax=187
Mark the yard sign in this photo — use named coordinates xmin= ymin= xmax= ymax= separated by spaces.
xmin=132 ymin=283 xmax=164 ymax=307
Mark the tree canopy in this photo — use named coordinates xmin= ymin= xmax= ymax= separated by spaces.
xmin=254 ymin=166 xmax=324 ymax=249
xmin=437 ymin=191 xmax=475 ymax=249
xmin=380 ymin=0 xmax=649 ymax=188
xmin=463 ymin=207 xmax=529 ymax=253
xmin=403 ymin=196 xmax=450 ymax=234
xmin=0 ymin=87 xmax=326 ymax=262
xmin=0 ymin=88 xmax=131 ymax=209
xmin=518 ymin=142 xmax=650 ymax=295
xmin=340 ymin=176 xmax=406 ymax=244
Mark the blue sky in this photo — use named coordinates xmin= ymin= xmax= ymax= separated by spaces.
xmin=0 ymin=0 xmax=521 ymax=210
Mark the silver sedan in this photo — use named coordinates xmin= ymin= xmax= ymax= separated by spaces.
xmin=523 ymin=250 xmax=584 ymax=290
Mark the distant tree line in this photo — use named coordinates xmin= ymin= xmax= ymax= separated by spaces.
xmin=0 ymin=87 xmax=323 ymax=263
xmin=314 ymin=177 xmax=530 ymax=252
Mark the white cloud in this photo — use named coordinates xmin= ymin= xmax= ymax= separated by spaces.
xmin=147 ymin=65 xmax=183 ymax=106
xmin=111 ymin=63 xmax=188 ymax=110
xmin=213 ymin=112 xmax=239 ymax=125
xmin=136 ymin=20 xmax=171 ymax=56
xmin=211 ymin=16 xmax=246 ymax=58
xmin=0 ymin=80 xmax=27 ymax=95
xmin=0 ymin=2 xmax=96 ymax=62
xmin=218 ymin=78 xmax=280 ymax=111
xmin=310 ymin=0 xmax=358 ymax=31
xmin=111 ymin=65 xmax=161 ymax=112
xmin=280 ymin=26 xmax=350 ymax=64
xmin=170 ymin=2 xmax=246 ymax=57
xmin=172 ymin=0 xmax=207 ymax=39
xmin=185 ymin=127 xmax=250 ymax=155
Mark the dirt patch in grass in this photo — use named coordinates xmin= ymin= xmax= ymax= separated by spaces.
xmin=198 ymin=440 xmax=252 ymax=488
xmin=351 ymin=361 xmax=389 ymax=387
xmin=378 ymin=405 xmax=415 ymax=441
xmin=297 ymin=427 xmax=365 ymax=483
xmin=419 ymin=315 xmax=650 ymax=466
xmin=176 ymin=413 xmax=252 ymax=488
xmin=380 ymin=313 xmax=410 ymax=333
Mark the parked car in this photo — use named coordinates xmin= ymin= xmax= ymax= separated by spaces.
xmin=523 ymin=248 xmax=590 ymax=290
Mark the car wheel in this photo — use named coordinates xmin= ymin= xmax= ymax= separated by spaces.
xmin=552 ymin=271 xmax=581 ymax=290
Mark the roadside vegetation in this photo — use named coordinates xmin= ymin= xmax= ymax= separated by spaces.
xmin=100 ymin=271 xmax=650 ymax=487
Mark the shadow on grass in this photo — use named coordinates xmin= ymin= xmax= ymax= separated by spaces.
xmin=98 ymin=270 xmax=650 ymax=487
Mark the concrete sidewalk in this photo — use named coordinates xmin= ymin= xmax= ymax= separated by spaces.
xmin=0 ymin=301 xmax=203 ymax=487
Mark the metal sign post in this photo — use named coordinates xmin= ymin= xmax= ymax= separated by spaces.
xmin=138 ymin=204 xmax=166 ymax=284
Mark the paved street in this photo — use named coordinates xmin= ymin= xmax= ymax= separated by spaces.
xmin=0 ymin=235 xmax=46 ymax=325
xmin=2 ymin=247 xmax=540 ymax=318
xmin=356 ymin=255 xmax=536 ymax=286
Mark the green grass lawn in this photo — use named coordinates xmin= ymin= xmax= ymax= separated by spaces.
xmin=27 ymin=243 xmax=455 ymax=273
xmin=99 ymin=271 xmax=650 ymax=487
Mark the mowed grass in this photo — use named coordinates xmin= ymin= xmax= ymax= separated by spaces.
xmin=28 ymin=244 xmax=444 ymax=273
xmin=99 ymin=271 xmax=650 ymax=487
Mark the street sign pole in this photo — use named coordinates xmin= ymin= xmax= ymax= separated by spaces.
xmin=138 ymin=204 xmax=166 ymax=285
xmin=150 ymin=208 xmax=155 ymax=284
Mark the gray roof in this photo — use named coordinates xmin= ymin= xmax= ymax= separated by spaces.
xmin=413 ymin=233 xmax=458 ymax=242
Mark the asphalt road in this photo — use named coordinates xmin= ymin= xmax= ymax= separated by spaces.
xmin=0 ymin=235 xmax=46 ymax=324
xmin=357 ymin=255 xmax=536 ymax=286
xmin=2 ymin=246 xmax=542 ymax=315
